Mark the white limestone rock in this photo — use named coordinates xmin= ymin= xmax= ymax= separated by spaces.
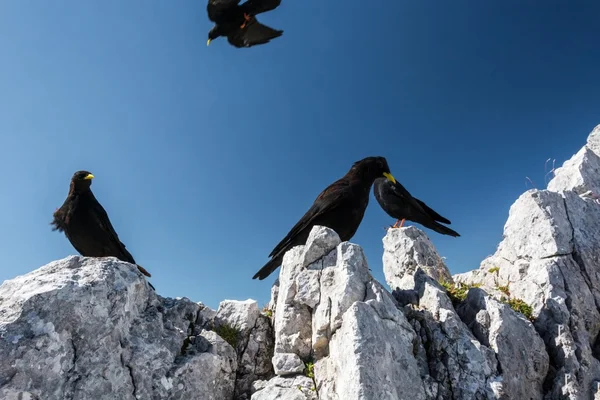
xmin=383 ymin=226 xmax=453 ymax=291
xmin=0 ymin=256 xmax=236 ymax=400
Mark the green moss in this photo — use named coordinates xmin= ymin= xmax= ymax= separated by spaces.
xmin=440 ymin=280 xmax=481 ymax=305
xmin=488 ymin=267 xmax=500 ymax=274
xmin=506 ymin=298 xmax=535 ymax=321
xmin=261 ymin=305 xmax=273 ymax=318
xmin=497 ymin=285 xmax=510 ymax=296
xmin=214 ymin=323 xmax=241 ymax=349
xmin=304 ymin=361 xmax=315 ymax=379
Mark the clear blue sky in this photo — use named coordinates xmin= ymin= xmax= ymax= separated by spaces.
xmin=0 ymin=1 xmax=599 ymax=309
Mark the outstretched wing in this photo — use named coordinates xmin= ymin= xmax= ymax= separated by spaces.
xmin=227 ymin=18 xmax=283 ymax=48
xmin=241 ymin=0 xmax=282 ymax=15
xmin=207 ymin=0 xmax=241 ymax=21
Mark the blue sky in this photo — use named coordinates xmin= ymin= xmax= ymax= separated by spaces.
xmin=0 ymin=1 xmax=599 ymax=309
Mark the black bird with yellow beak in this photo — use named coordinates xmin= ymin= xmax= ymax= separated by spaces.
xmin=51 ymin=171 xmax=154 ymax=286
xmin=253 ymin=157 xmax=396 ymax=280
xmin=206 ymin=0 xmax=283 ymax=48
xmin=373 ymin=177 xmax=460 ymax=237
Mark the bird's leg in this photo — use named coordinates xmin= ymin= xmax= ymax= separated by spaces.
xmin=240 ymin=13 xmax=251 ymax=29
xmin=392 ymin=218 xmax=406 ymax=229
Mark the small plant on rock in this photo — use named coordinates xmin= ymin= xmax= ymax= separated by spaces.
xmin=497 ymin=284 xmax=510 ymax=296
xmin=261 ymin=304 xmax=273 ymax=318
xmin=488 ymin=266 xmax=500 ymax=274
xmin=439 ymin=280 xmax=481 ymax=306
xmin=506 ymin=298 xmax=535 ymax=322
xmin=214 ymin=323 xmax=241 ymax=349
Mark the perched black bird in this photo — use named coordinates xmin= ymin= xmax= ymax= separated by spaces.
xmin=206 ymin=0 xmax=283 ymax=48
xmin=253 ymin=157 xmax=397 ymax=280
xmin=373 ymin=177 xmax=460 ymax=237
xmin=51 ymin=171 xmax=154 ymax=284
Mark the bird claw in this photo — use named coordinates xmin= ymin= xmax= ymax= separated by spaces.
xmin=240 ymin=13 xmax=251 ymax=29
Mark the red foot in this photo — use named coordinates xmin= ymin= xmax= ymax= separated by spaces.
xmin=240 ymin=13 xmax=251 ymax=29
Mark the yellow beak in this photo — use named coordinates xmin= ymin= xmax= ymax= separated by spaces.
xmin=207 ymin=39 xmax=211 ymax=46
xmin=383 ymin=172 xmax=396 ymax=184
xmin=84 ymin=173 xmax=95 ymax=180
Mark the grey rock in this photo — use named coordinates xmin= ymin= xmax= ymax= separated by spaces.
xmin=0 ymin=256 xmax=236 ymax=400
xmin=301 ymin=225 xmax=341 ymax=268
xmin=383 ymin=226 xmax=453 ymax=291
xmin=455 ymin=124 xmax=600 ymax=398
xmin=267 ymin=225 xmax=427 ymax=400
xmin=410 ymin=270 xmax=499 ymax=399
xmin=457 ymin=288 xmax=548 ymax=400
xmin=214 ymin=299 xmax=275 ymax=399
xmin=250 ymin=376 xmax=317 ymax=400
xmin=272 ymin=353 xmax=305 ymax=376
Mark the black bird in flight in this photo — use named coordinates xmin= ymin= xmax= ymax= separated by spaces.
xmin=206 ymin=0 xmax=283 ymax=48
xmin=373 ymin=177 xmax=460 ymax=237
xmin=253 ymin=157 xmax=397 ymax=280
xmin=51 ymin=171 xmax=154 ymax=285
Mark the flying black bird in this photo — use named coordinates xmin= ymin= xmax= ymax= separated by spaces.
xmin=253 ymin=157 xmax=397 ymax=280
xmin=373 ymin=177 xmax=460 ymax=237
xmin=51 ymin=171 xmax=154 ymax=284
xmin=206 ymin=0 xmax=283 ymax=48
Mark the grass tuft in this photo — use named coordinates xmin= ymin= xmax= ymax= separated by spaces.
xmin=214 ymin=323 xmax=241 ymax=349
xmin=439 ymin=280 xmax=481 ymax=305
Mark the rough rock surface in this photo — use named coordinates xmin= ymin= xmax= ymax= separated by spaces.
xmin=0 ymin=257 xmax=274 ymax=400
xmin=383 ymin=226 xmax=453 ymax=291
xmin=455 ymin=124 xmax=600 ymax=399
xmin=0 ymin=256 xmax=236 ymax=400
xmin=258 ymin=225 xmax=426 ymax=400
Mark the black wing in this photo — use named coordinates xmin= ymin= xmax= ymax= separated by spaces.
xmin=382 ymin=179 xmax=428 ymax=215
xmin=414 ymin=198 xmax=451 ymax=224
xmin=88 ymin=194 xmax=136 ymax=264
xmin=207 ymin=0 xmax=241 ymax=21
xmin=268 ymin=179 xmax=349 ymax=258
xmin=240 ymin=0 xmax=281 ymax=15
xmin=227 ymin=18 xmax=283 ymax=48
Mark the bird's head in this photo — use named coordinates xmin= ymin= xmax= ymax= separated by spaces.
xmin=207 ymin=27 xmax=220 ymax=46
xmin=350 ymin=157 xmax=396 ymax=185
xmin=70 ymin=170 xmax=95 ymax=192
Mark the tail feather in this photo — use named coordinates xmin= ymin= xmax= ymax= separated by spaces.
xmin=428 ymin=222 xmax=460 ymax=237
xmin=253 ymin=254 xmax=283 ymax=280
xmin=136 ymin=264 xmax=152 ymax=277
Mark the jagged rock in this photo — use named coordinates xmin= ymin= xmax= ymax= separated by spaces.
xmin=456 ymin=288 xmax=549 ymax=400
xmin=409 ymin=270 xmax=499 ymax=399
xmin=250 ymin=376 xmax=317 ymax=400
xmin=261 ymin=225 xmax=427 ymax=400
xmin=455 ymin=124 xmax=600 ymax=398
xmin=0 ymin=256 xmax=236 ymax=400
xmin=272 ymin=353 xmax=304 ymax=376
xmin=383 ymin=226 xmax=453 ymax=291
xmin=214 ymin=299 xmax=275 ymax=399
xmin=548 ymin=124 xmax=600 ymax=195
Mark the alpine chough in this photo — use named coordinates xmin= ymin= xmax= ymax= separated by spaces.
xmin=206 ymin=0 xmax=283 ymax=48
xmin=51 ymin=171 xmax=153 ymax=282
xmin=373 ymin=177 xmax=460 ymax=237
xmin=253 ymin=157 xmax=397 ymax=280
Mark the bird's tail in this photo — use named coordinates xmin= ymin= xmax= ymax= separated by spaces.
xmin=252 ymin=254 xmax=283 ymax=280
xmin=136 ymin=264 xmax=152 ymax=277
xmin=429 ymin=222 xmax=460 ymax=237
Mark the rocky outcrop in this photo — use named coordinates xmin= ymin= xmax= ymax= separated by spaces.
xmin=455 ymin=123 xmax=600 ymax=398
xmin=0 ymin=257 xmax=273 ymax=400
xmin=255 ymin=226 xmax=426 ymax=400
xmin=1 ymin=125 xmax=600 ymax=399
